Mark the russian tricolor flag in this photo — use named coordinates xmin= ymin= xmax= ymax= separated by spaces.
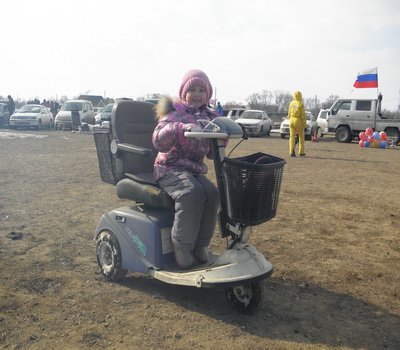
xmin=353 ymin=68 xmax=378 ymax=88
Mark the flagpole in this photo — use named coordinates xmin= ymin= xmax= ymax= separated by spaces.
xmin=374 ymin=67 xmax=379 ymax=130
xmin=373 ymin=67 xmax=381 ymax=131
xmin=376 ymin=67 xmax=379 ymax=97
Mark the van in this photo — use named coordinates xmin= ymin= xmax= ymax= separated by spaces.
xmin=55 ymin=100 xmax=95 ymax=129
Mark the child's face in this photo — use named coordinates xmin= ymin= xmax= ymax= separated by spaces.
xmin=185 ymin=85 xmax=207 ymax=108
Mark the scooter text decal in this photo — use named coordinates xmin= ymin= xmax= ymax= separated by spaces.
xmin=125 ymin=227 xmax=147 ymax=256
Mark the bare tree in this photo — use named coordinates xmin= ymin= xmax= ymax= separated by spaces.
xmin=274 ymin=90 xmax=292 ymax=113
xmin=259 ymin=90 xmax=273 ymax=106
xmin=59 ymin=95 xmax=69 ymax=103
xmin=223 ymin=101 xmax=246 ymax=109
xmin=304 ymin=95 xmax=321 ymax=117
xmin=246 ymin=93 xmax=258 ymax=109
xmin=246 ymin=90 xmax=274 ymax=111
xmin=322 ymin=95 xmax=340 ymax=109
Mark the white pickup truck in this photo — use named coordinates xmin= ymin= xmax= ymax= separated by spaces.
xmin=325 ymin=97 xmax=400 ymax=143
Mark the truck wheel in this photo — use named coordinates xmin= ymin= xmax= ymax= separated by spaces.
xmin=96 ymin=230 xmax=127 ymax=281
xmin=385 ymin=128 xmax=400 ymax=144
xmin=280 ymin=134 xmax=285 ymax=139
xmin=335 ymin=126 xmax=352 ymax=143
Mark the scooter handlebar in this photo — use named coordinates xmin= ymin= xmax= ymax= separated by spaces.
xmin=184 ymin=131 xmax=230 ymax=139
xmin=184 ymin=117 xmax=244 ymax=139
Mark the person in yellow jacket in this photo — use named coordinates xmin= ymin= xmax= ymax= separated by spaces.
xmin=288 ymin=90 xmax=306 ymax=157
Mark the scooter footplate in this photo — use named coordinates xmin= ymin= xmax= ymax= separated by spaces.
xmin=149 ymin=244 xmax=273 ymax=288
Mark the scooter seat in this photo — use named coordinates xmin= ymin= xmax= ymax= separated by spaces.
xmin=116 ymin=175 xmax=173 ymax=209
xmin=94 ymin=100 xmax=174 ymax=210
xmin=125 ymin=172 xmax=157 ymax=185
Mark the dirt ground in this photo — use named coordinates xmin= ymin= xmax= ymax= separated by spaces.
xmin=0 ymin=128 xmax=399 ymax=350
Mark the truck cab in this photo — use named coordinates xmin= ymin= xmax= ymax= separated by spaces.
xmin=326 ymin=98 xmax=400 ymax=143
xmin=327 ymin=99 xmax=377 ymax=142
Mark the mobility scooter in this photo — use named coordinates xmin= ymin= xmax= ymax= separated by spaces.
xmin=93 ymin=100 xmax=285 ymax=314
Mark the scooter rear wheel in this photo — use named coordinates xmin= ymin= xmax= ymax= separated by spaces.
xmin=225 ymin=281 xmax=263 ymax=314
xmin=96 ymin=230 xmax=127 ymax=281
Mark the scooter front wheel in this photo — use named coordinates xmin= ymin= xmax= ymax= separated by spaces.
xmin=96 ymin=230 xmax=127 ymax=281
xmin=225 ymin=281 xmax=263 ymax=314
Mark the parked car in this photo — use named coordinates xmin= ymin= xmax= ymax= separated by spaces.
xmin=316 ymin=109 xmax=328 ymax=137
xmin=280 ymin=111 xmax=319 ymax=140
xmin=55 ymin=100 xmax=95 ymax=129
xmin=95 ymin=103 xmax=114 ymax=125
xmin=226 ymin=108 xmax=247 ymax=121
xmin=0 ymin=102 xmax=10 ymax=127
xmin=235 ymin=109 xmax=273 ymax=136
xmin=9 ymin=104 xmax=53 ymax=129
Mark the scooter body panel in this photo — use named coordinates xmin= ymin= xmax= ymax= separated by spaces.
xmin=95 ymin=206 xmax=175 ymax=273
xmin=95 ymin=207 xmax=273 ymax=287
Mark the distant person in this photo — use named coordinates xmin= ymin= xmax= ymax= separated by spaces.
xmin=215 ymin=101 xmax=224 ymax=116
xmin=288 ymin=91 xmax=306 ymax=157
xmin=7 ymin=95 xmax=15 ymax=115
xmin=50 ymin=101 xmax=55 ymax=115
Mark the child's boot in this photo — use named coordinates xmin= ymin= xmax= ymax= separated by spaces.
xmin=194 ymin=246 xmax=209 ymax=264
xmin=173 ymin=244 xmax=194 ymax=269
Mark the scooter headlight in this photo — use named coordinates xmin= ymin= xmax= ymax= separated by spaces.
xmin=240 ymin=226 xmax=252 ymax=243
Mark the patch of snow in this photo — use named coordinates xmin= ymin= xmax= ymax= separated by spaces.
xmin=0 ymin=131 xmax=48 ymax=140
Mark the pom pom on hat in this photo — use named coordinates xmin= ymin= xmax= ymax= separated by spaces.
xmin=179 ymin=69 xmax=213 ymax=103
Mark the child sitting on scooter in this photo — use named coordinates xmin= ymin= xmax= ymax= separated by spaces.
xmin=152 ymin=69 xmax=220 ymax=269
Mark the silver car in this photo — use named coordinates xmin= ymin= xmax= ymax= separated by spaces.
xmin=280 ymin=111 xmax=319 ymax=140
xmin=9 ymin=104 xmax=53 ymax=129
xmin=235 ymin=110 xmax=273 ymax=136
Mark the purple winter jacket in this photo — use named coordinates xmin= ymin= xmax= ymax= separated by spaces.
xmin=152 ymin=100 xmax=218 ymax=181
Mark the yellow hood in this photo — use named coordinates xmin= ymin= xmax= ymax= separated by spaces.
xmin=293 ymin=91 xmax=303 ymax=101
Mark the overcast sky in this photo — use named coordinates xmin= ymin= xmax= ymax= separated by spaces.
xmin=2 ymin=0 xmax=400 ymax=110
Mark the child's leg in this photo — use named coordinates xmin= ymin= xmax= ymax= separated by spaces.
xmin=158 ymin=171 xmax=205 ymax=252
xmin=195 ymin=174 xmax=219 ymax=248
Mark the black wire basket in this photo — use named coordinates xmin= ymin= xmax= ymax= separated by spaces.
xmin=223 ymin=152 xmax=285 ymax=226
xmin=93 ymin=126 xmax=117 ymax=185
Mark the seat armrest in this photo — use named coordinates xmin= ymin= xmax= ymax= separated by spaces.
xmin=118 ymin=143 xmax=152 ymax=156
xmin=111 ymin=139 xmax=152 ymax=157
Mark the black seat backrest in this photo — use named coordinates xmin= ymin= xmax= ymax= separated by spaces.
xmin=112 ymin=100 xmax=158 ymax=181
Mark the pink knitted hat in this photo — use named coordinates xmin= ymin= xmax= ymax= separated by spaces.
xmin=179 ymin=69 xmax=213 ymax=103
